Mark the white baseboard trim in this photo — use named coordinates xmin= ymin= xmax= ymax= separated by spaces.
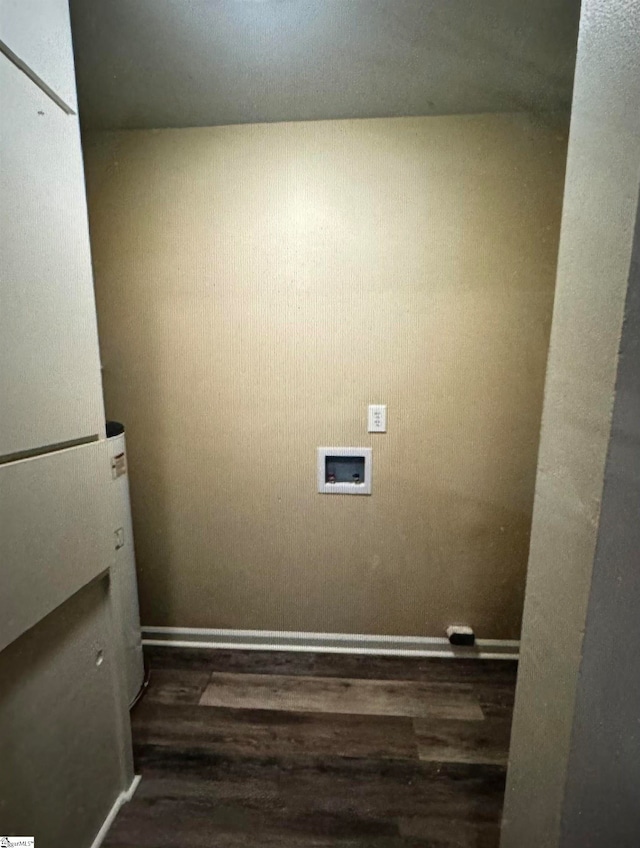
xmin=89 ymin=775 xmax=141 ymax=848
xmin=142 ymin=627 xmax=519 ymax=660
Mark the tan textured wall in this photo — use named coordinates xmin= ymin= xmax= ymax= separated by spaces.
xmin=84 ymin=114 xmax=566 ymax=638
xmin=501 ymin=0 xmax=640 ymax=843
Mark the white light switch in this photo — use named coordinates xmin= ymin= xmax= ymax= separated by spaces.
xmin=368 ymin=404 xmax=387 ymax=433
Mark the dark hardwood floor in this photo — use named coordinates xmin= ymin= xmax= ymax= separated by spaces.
xmin=104 ymin=647 xmax=517 ymax=847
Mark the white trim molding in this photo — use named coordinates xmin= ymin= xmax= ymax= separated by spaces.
xmin=142 ymin=627 xmax=519 ymax=661
xmin=90 ymin=775 xmax=141 ymax=848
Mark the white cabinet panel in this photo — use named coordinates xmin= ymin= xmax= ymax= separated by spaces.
xmin=0 ymin=440 xmax=112 ymax=652
xmin=0 ymin=578 xmax=131 ymax=846
xmin=0 ymin=53 xmax=105 ymax=458
xmin=0 ymin=0 xmax=77 ymax=110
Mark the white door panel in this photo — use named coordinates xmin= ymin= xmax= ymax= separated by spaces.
xmin=0 ymin=0 xmax=77 ymax=110
xmin=0 ymin=439 xmax=112 ymax=652
xmin=0 ymin=53 xmax=105 ymax=458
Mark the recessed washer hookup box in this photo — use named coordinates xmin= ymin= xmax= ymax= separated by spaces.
xmin=317 ymin=447 xmax=372 ymax=495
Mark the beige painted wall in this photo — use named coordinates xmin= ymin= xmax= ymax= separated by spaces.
xmin=84 ymin=114 xmax=566 ymax=638
xmin=501 ymin=0 xmax=640 ymax=842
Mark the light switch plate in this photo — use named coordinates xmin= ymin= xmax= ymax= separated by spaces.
xmin=368 ymin=404 xmax=387 ymax=433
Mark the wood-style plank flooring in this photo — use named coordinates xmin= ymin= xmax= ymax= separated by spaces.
xmin=104 ymin=647 xmax=517 ymax=848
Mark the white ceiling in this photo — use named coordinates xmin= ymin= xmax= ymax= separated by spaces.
xmin=69 ymin=0 xmax=582 ymax=131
